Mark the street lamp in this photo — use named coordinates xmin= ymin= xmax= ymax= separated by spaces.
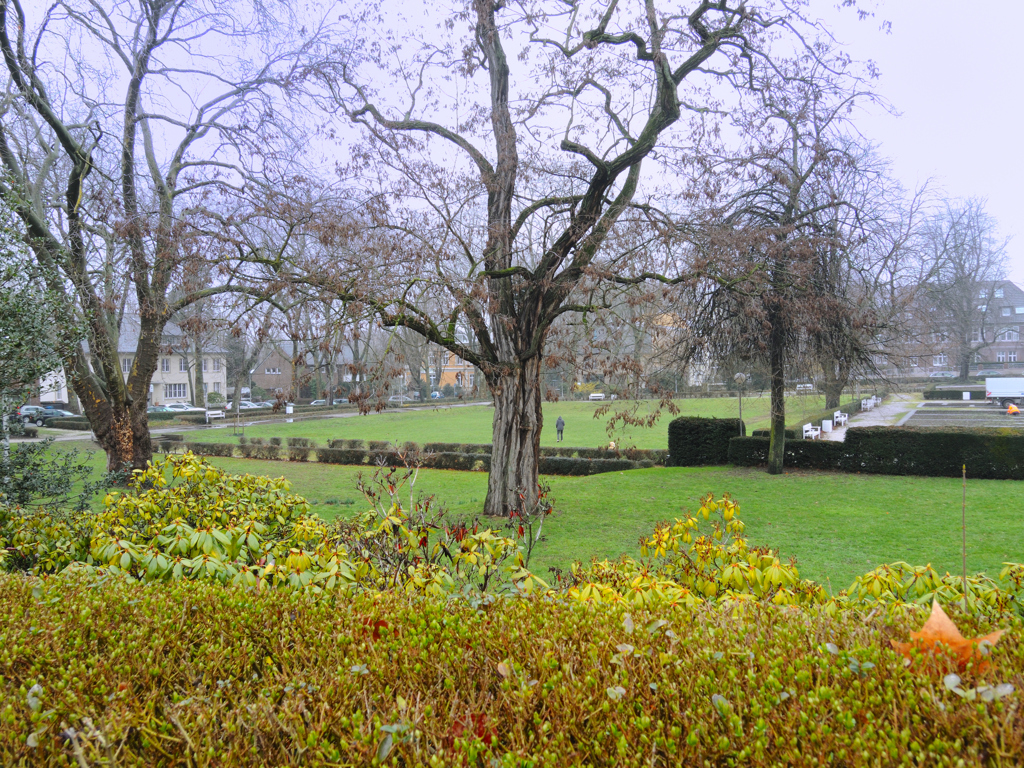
xmin=733 ymin=373 xmax=748 ymax=436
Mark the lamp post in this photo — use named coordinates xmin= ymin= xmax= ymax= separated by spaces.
xmin=734 ymin=373 xmax=748 ymax=436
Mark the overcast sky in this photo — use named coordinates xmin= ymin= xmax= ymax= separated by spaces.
xmin=822 ymin=0 xmax=1024 ymax=282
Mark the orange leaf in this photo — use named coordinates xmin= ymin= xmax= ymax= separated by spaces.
xmin=890 ymin=601 xmax=1005 ymax=674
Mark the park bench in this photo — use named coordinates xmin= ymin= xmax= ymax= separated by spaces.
xmin=861 ymin=399 xmax=873 ymax=411
xmin=833 ymin=409 xmax=849 ymax=427
xmin=205 ymin=409 xmax=225 ymax=424
xmin=802 ymin=423 xmax=821 ymax=440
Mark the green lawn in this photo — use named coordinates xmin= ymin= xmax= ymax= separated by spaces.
xmin=181 ymin=393 xmax=844 ymax=450
xmin=66 ymin=447 xmax=1024 ymax=591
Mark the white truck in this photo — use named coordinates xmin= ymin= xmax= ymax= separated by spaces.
xmin=985 ymin=378 xmax=1024 ymax=407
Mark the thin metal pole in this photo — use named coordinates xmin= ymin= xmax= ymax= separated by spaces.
xmin=962 ymin=464 xmax=968 ymax=613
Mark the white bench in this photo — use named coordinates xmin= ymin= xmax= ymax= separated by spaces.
xmin=861 ymin=399 xmax=873 ymax=411
xmin=205 ymin=409 xmax=225 ymax=424
xmin=803 ymin=423 xmax=821 ymax=440
xmin=833 ymin=410 xmax=849 ymax=427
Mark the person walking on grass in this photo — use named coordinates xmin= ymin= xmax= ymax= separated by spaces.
xmin=555 ymin=415 xmax=565 ymax=442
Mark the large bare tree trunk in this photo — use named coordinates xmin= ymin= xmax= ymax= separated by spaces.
xmin=485 ymin=355 xmax=542 ymax=517
xmin=767 ymin=314 xmax=787 ymax=475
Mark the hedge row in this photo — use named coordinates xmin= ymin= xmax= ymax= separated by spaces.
xmin=172 ymin=443 xmax=652 ymax=476
xmin=730 ymin=426 xmax=1024 ymax=479
xmin=666 ymin=417 xmax=744 ymax=466
xmin=2 ymin=577 xmax=1020 ymax=767
xmin=728 ymin=436 xmax=847 ymax=470
xmin=751 ymin=428 xmax=797 ymax=439
xmin=923 ymin=386 xmax=987 ymax=400
xmin=42 ymin=417 xmax=91 ymax=430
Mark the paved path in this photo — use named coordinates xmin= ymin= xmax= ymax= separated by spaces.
xmin=823 ymin=393 xmax=919 ymax=442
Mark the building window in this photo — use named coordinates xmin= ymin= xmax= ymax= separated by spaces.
xmin=995 ymin=288 xmax=1004 ymax=298
xmin=166 ymin=383 xmax=187 ymax=399
xmin=1002 ymin=307 xmax=1012 ymax=316
xmin=213 ymin=382 xmax=221 ymax=393
xmin=160 ymin=358 xmax=169 ymax=373
xmin=265 ymin=367 xmax=281 ymax=375
xmin=909 ymin=357 xmax=918 ymax=367
xmin=455 ymin=373 xmax=462 ymax=386
xmin=202 ymin=358 xmax=209 ymax=372
xmin=933 ymin=354 xmax=948 ymax=367
xmin=979 ymin=289 xmax=988 ymax=299
xmin=121 ymin=357 xmax=131 ymax=374
xmin=977 ymin=305 xmax=987 ymax=312
xmin=997 ymin=352 xmax=1006 ymax=363
xmin=213 ymin=358 xmax=221 ymax=372
xmin=179 ymin=357 xmax=188 ymax=372
xmin=1010 ymin=353 xmax=1019 ymax=364
xmin=997 ymin=326 xmax=1020 ymax=342
xmin=468 ymin=373 xmax=475 ymax=387
xmin=970 ymin=329 xmax=982 ymax=343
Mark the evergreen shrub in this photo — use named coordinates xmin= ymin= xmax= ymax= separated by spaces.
xmin=844 ymin=426 xmax=1024 ymax=479
xmin=42 ymin=417 xmax=91 ymax=430
xmin=666 ymin=417 xmax=745 ymax=466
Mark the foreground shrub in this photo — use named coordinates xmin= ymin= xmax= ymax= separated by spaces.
xmin=0 ymin=577 xmax=1020 ymax=766
xmin=1 ymin=454 xmax=541 ymax=598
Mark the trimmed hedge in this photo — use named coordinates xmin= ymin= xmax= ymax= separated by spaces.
xmin=238 ymin=443 xmax=281 ymax=461
xmin=327 ymin=438 xmax=366 ymax=450
xmin=666 ymin=417 xmax=744 ymax=466
xmin=538 ymin=456 xmax=636 ymax=476
xmin=42 ymin=417 xmax=91 ymax=430
xmin=844 ymin=426 xmax=1024 ymax=479
xmin=287 ymin=445 xmax=314 ymax=462
xmin=184 ymin=442 xmax=235 ymax=458
xmin=751 ymin=428 xmax=797 ymax=439
xmin=923 ymin=386 xmax=987 ymax=401
xmin=426 ymin=452 xmax=491 ymax=471
xmin=286 ymin=437 xmax=316 ymax=448
xmin=730 ymin=427 xmax=1024 ymax=479
xmin=147 ymin=410 xmax=178 ymax=422
xmin=728 ymin=436 xmax=846 ymax=470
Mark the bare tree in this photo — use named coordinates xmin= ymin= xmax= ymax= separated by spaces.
xmin=919 ymin=199 xmax=1010 ymax=380
xmin=318 ymin=0 xmax=840 ymax=514
xmin=0 ymin=0 xmax=333 ymax=470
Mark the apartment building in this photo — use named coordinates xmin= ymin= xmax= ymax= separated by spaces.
xmin=117 ymin=318 xmax=228 ymax=406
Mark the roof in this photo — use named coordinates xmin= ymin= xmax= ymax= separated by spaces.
xmin=113 ymin=315 xmax=227 ymax=355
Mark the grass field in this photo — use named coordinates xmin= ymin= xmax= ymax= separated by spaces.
xmin=64 ymin=446 xmax=1024 ymax=591
xmin=181 ymin=393 xmax=847 ymax=450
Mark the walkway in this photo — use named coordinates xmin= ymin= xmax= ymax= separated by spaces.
xmin=823 ymin=393 xmax=919 ymax=442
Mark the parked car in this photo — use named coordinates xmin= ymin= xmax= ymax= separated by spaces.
xmin=430 ymin=391 xmax=444 ymax=399
xmin=33 ymin=408 xmax=78 ymax=426
xmin=976 ymin=369 xmax=1004 ymax=376
xmin=588 ymin=392 xmax=605 ymax=401
xmin=164 ymin=403 xmax=206 ymax=412
xmin=388 ymin=394 xmax=414 ymax=404
xmin=147 ymin=405 xmax=173 ymax=413
xmin=929 ymin=371 xmax=957 ymax=378
xmin=17 ymin=405 xmax=46 ymax=423
xmin=225 ymin=401 xmax=261 ymax=410
xmin=310 ymin=399 xmax=328 ymax=406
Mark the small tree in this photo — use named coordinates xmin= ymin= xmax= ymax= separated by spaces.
xmin=0 ymin=244 xmax=69 ymax=496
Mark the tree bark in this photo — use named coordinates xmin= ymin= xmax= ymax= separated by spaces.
xmin=767 ymin=311 xmax=787 ymax=475
xmin=484 ymin=355 xmax=542 ymax=517
xmin=193 ymin=339 xmax=206 ymax=407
